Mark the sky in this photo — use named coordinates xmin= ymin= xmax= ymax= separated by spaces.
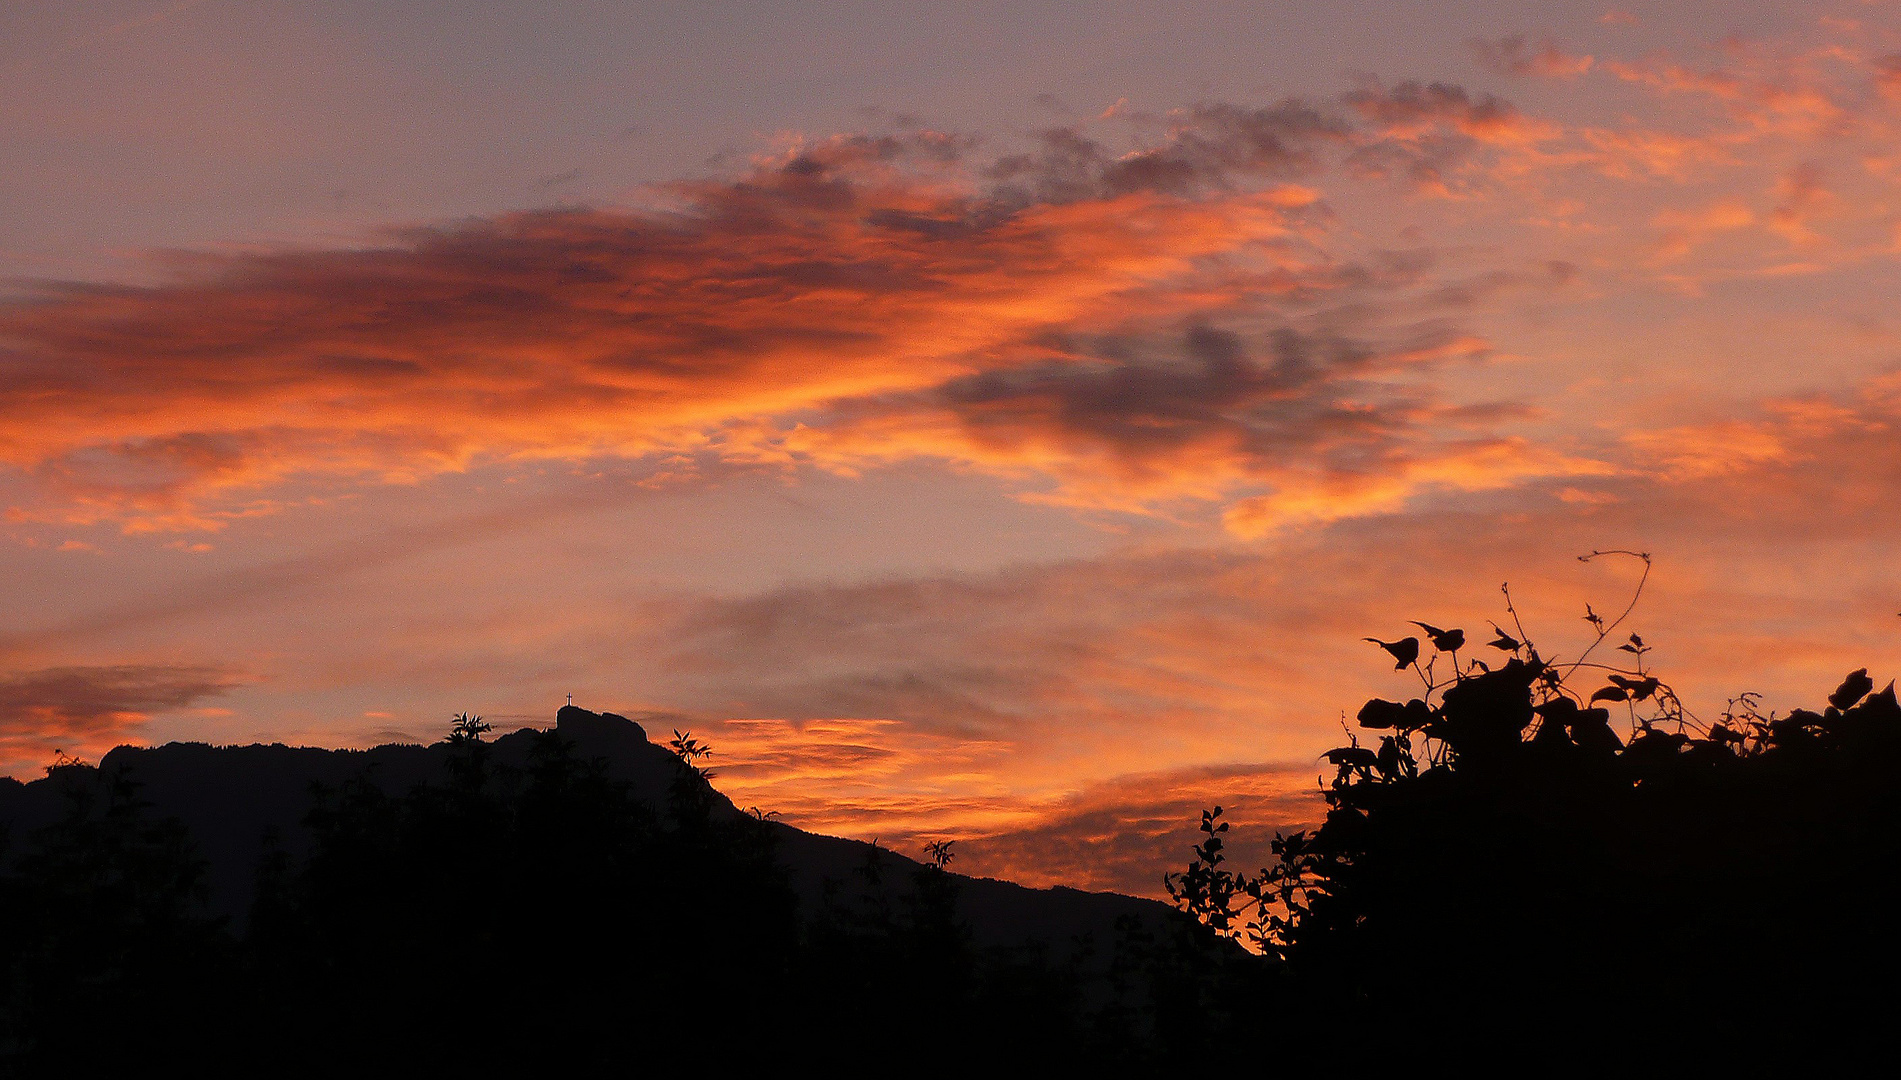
xmin=4 ymin=0 xmax=1900 ymax=896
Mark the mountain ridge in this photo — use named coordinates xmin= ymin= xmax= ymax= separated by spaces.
xmin=0 ymin=704 xmax=1171 ymax=950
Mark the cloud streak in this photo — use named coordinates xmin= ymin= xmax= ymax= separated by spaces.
xmin=0 ymin=84 xmax=1640 ymax=537
xmin=0 ymin=148 xmax=1370 ymax=530
xmin=10 ymin=37 xmax=1894 ymax=536
xmin=601 ymin=365 xmax=1901 ymax=892
xmin=1469 ymin=34 xmax=1595 ymax=79
xmin=0 ymin=663 xmax=238 ymax=773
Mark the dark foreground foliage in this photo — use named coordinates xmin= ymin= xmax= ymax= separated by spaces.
xmin=6 ymin=560 xmax=1896 ymax=1069
xmin=0 ymin=717 xmax=1264 ymax=1073
xmin=1170 ymin=560 xmax=1901 ymax=1067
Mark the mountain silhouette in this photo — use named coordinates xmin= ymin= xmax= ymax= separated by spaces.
xmin=2 ymin=704 xmax=1162 ymax=948
xmin=3 ymin=705 xmax=1234 ymax=1072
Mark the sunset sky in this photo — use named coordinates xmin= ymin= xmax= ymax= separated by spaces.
xmin=5 ymin=0 xmax=1900 ymax=896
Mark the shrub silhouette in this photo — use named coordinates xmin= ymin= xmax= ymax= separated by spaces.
xmin=1169 ymin=553 xmax=1901 ymax=1064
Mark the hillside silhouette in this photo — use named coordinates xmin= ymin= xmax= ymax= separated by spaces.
xmin=0 ymin=705 xmax=1244 ymax=1072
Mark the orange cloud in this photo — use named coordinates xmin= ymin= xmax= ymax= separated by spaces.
xmin=1221 ymin=436 xmax=1615 ymax=536
xmin=1339 ymin=78 xmax=1564 ymax=195
xmin=680 ymin=709 xmax=1324 ymax=897
xmin=1769 ymin=162 xmax=1833 ymax=245
xmin=952 ymin=763 xmax=1321 ymax=896
xmin=697 ymin=716 xmax=1031 ymax=838
xmin=608 ymin=373 xmax=1901 ymax=890
xmin=1626 ymin=391 xmax=1885 ymax=481
xmin=1877 ymin=54 xmax=1901 ymax=101
xmin=1575 ymin=127 xmax=1739 ymax=179
xmin=1603 ymin=50 xmax=1852 ymax=137
xmin=1650 ymin=198 xmax=1757 ymax=261
xmin=4 ymin=54 xmax=1887 ymax=543
xmin=0 ymin=114 xmax=1589 ymax=539
xmin=0 ymin=156 xmax=1315 ymax=527
xmin=755 ymin=326 xmax=1585 ymax=526
xmin=0 ymin=664 xmax=237 ymax=774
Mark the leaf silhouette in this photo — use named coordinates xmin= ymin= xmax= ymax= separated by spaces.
xmin=1829 ymin=668 xmax=1874 ymax=711
xmin=1606 ymin=674 xmax=1660 ymax=701
xmin=1364 ymin=636 xmax=1421 ymax=669
xmin=1323 ymin=747 xmax=1380 ymax=769
xmin=1487 ymin=623 xmax=1521 ymax=651
xmin=1359 ymin=698 xmax=1435 ymax=731
xmin=1356 ymin=699 xmax=1406 ymax=729
xmin=1590 ymin=686 xmax=1628 ymax=704
xmin=1411 ymin=622 xmax=1466 ymax=653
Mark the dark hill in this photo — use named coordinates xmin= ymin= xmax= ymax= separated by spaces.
xmin=4 ymin=705 xmax=1253 ymax=1072
xmin=0 ymin=705 xmax=1165 ymax=950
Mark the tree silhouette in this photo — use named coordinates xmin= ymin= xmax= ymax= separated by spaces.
xmin=1168 ymin=557 xmax=1901 ymax=1065
xmin=0 ymin=761 xmax=229 ymax=1067
xmin=1 ymin=707 xmax=1232 ymax=1070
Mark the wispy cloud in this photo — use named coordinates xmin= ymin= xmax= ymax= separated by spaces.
xmin=1469 ymin=34 xmax=1596 ymax=79
xmin=0 ymin=663 xmax=238 ymax=772
xmin=605 ymin=363 xmax=1901 ymax=888
xmin=10 ymin=33 xmax=1895 ymax=539
xmin=0 ymin=108 xmax=1578 ymax=537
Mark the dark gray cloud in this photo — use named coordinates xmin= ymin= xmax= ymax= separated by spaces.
xmin=0 ymin=663 xmax=239 ymax=764
xmin=1467 ymin=34 xmax=1595 ymax=79
xmin=976 ymin=77 xmax=1535 ymax=206
xmin=985 ymin=100 xmax=1351 ymax=205
xmin=1340 ymin=78 xmax=1535 ymax=191
xmin=1344 ymin=78 xmax=1522 ymax=132
xmin=936 ymin=324 xmax=1430 ymax=477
